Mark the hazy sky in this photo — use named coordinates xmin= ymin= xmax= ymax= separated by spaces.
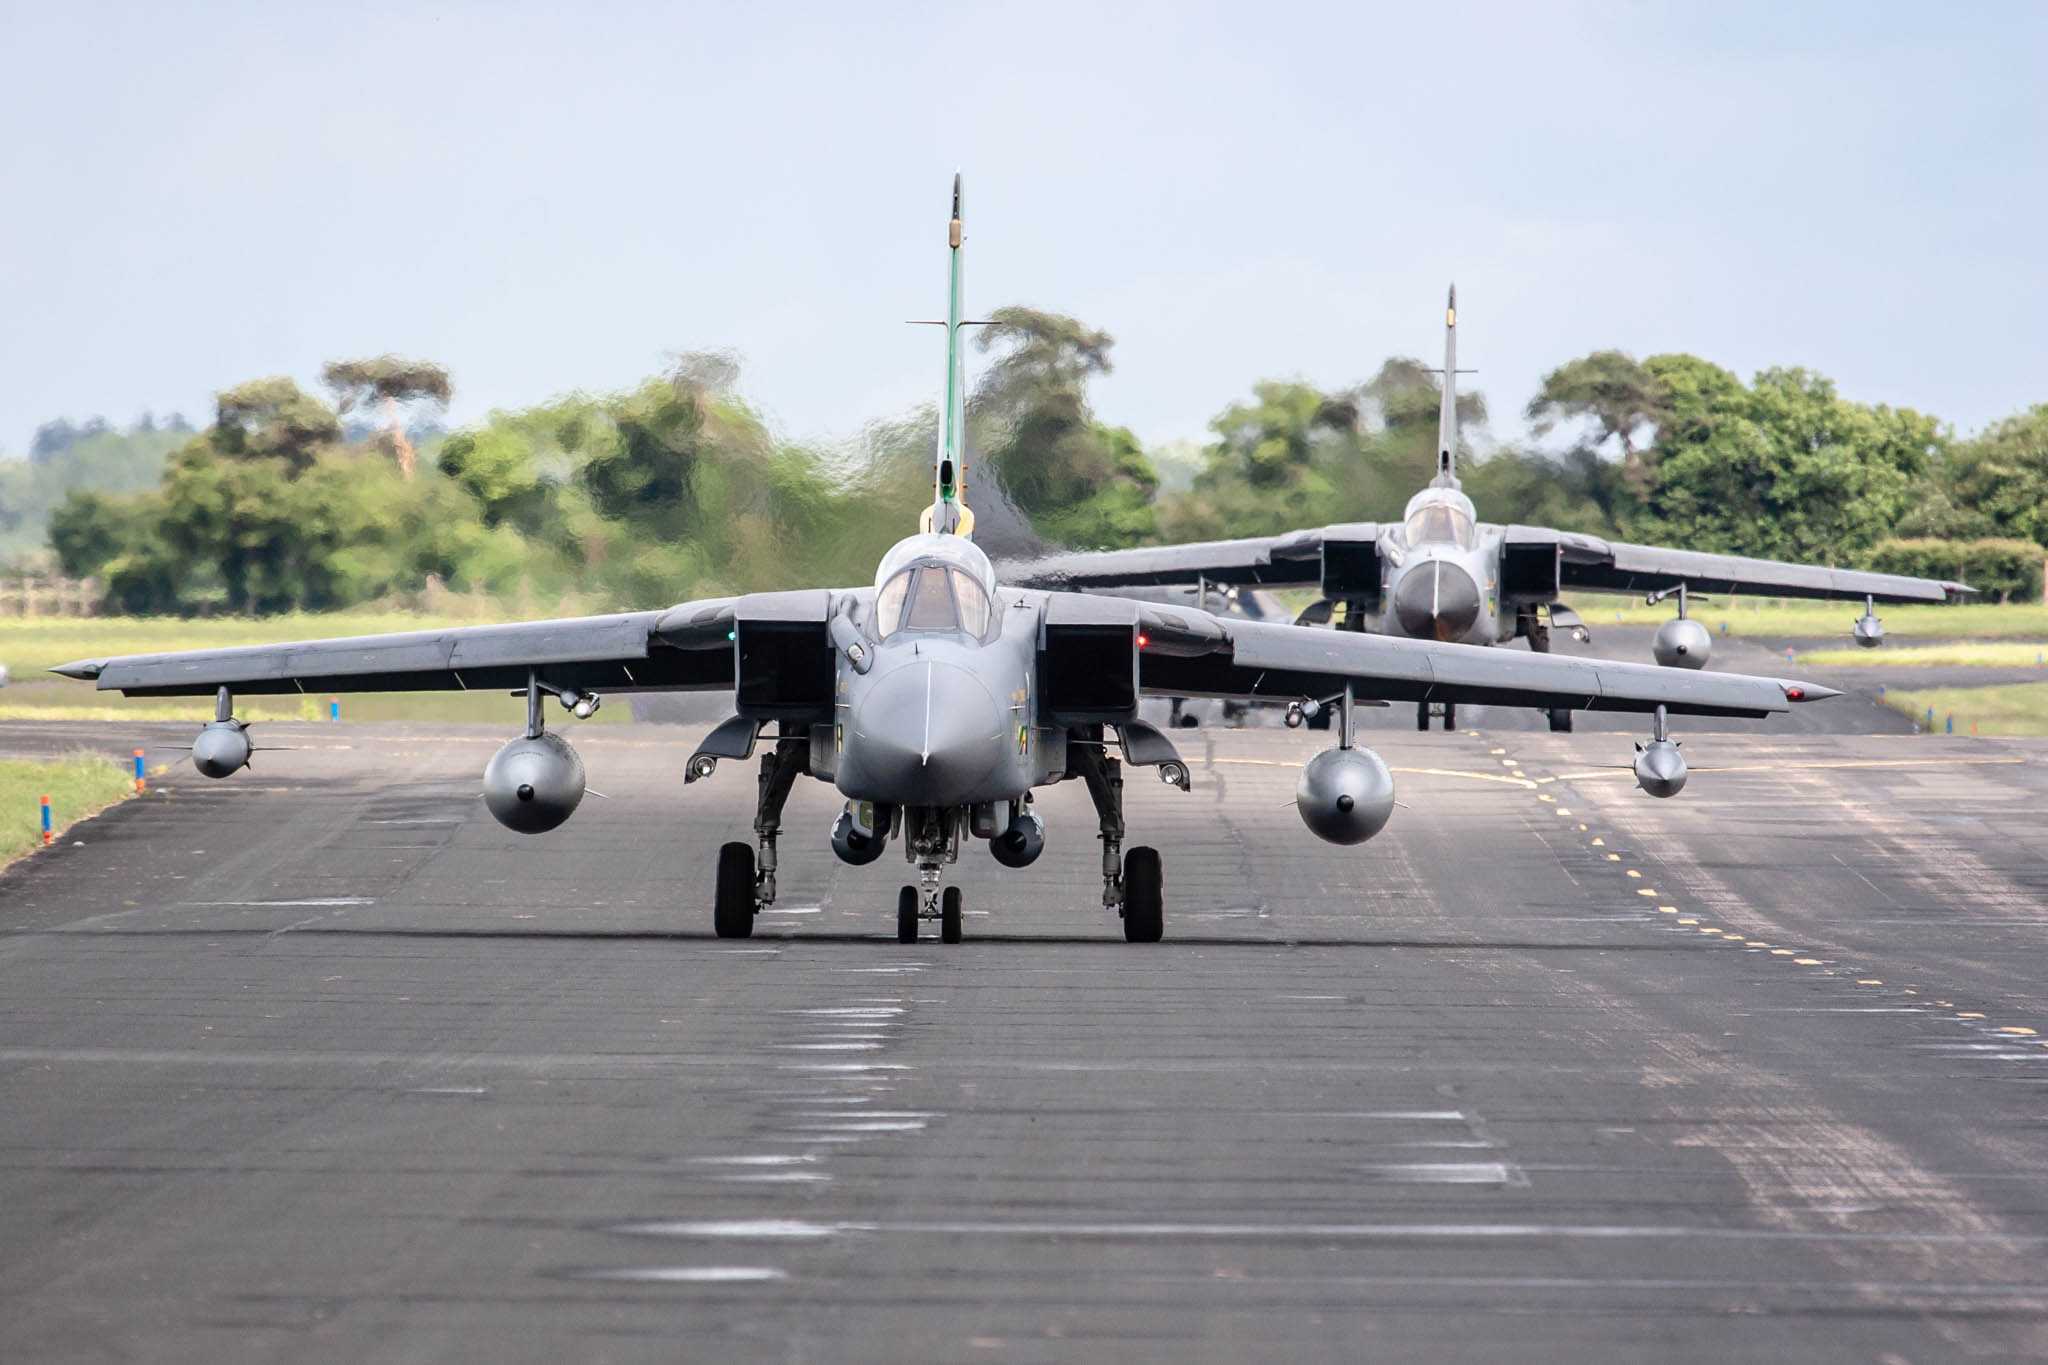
xmin=3 ymin=1 xmax=2043 ymax=460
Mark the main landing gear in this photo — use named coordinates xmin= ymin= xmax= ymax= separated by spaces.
xmin=1520 ymin=609 xmax=1574 ymax=732
xmin=1416 ymin=700 xmax=1457 ymax=731
xmin=713 ymin=737 xmax=807 ymax=939
xmin=1073 ymin=741 xmax=1164 ymax=942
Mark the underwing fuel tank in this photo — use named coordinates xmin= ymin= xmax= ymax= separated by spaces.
xmin=1632 ymin=739 xmax=1688 ymax=798
xmin=1652 ymin=616 xmax=1712 ymax=669
xmin=1294 ymin=746 xmax=1396 ymax=845
xmin=483 ymin=732 xmax=586 ymax=833
xmin=190 ymin=720 xmax=252 ymax=779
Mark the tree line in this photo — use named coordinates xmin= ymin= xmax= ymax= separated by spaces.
xmin=19 ymin=313 xmax=2048 ymax=615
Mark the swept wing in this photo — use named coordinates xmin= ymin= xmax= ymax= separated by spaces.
xmin=1054 ymin=594 xmax=1829 ymax=720
xmin=52 ymin=599 xmax=742 ymax=696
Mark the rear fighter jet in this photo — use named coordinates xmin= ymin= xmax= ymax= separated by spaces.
xmin=55 ymin=178 xmax=1844 ymax=944
xmin=1005 ymin=287 xmax=1971 ymax=732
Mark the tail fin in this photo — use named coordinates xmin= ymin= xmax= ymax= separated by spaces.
xmin=920 ymin=172 xmax=975 ymax=537
xmin=1431 ymin=284 xmax=1461 ymax=489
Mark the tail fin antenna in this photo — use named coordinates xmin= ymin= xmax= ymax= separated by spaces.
xmin=1432 ymin=283 xmax=1461 ymax=489
xmin=921 ymin=172 xmax=976 ymax=537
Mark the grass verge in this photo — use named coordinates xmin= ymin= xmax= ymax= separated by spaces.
xmin=0 ymin=752 xmax=136 ymax=868
xmin=1795 ymin=642 xmax=2048 ymax=668
xmin=1886 ymin=683 xmax=2048 ymax=736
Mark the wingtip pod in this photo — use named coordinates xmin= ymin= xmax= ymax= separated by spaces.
xmin=949 ymin=171 xmax=963 ymax=249
xmin=51 ymin=659 xmax=104 ymax=681
xmin=1447 ymin=282 xmax=1456 ymax=327
xmin=1781 ymin=681 xmax=1842 ymax=703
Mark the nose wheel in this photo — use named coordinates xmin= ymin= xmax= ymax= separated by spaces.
xmin=897 ymin=882 xmax=965 ymax=943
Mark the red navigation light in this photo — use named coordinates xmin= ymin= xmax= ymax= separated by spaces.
xmin=1136 ymin=633 xmax=1149 ymax=648
xmin=1784 ymin=685 xmax=1804 ymax=701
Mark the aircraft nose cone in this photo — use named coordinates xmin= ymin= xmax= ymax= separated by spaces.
xmin=843 ymin=661 xmax=1007 ymax=806
xmin=1391 ymin=559 xmax=1482 ymax=642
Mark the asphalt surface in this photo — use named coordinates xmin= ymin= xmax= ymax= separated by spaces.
xmin=3 ymin=712 xmax=2048 ymax=1362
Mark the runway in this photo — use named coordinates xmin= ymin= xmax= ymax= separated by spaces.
xmin=3 ymin=715 xmax=2047 ymax=1361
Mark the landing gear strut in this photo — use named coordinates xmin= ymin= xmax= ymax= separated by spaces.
xmin=1522 ymin=609 xmax=1574 ymax=733
xmin=896 ymin=807 xmax=964 ymax=944
xmin=1073 ymin=740 xmax=1164 ymax=942
xmin=713 ymin=735 xmax=807 ymax=939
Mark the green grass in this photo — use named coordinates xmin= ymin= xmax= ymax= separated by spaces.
xmin=0 ymin=752 xmax=135 ymax=867
xmin=0 ymin=610 xmax=636 ymax=724
xmin=1886 ymin=683 xmax=2048 ymax=736
xmin=1796 ymin=641 xmax=2048 ymax=668
xmin=1568 ymin=595 xmax=2048 ymax=640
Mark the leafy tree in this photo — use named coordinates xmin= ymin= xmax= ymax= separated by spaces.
xmin=970 ymin=308 xmax=1158 ymax=549
xmin=322 ymin=356 xmax=453 ymax=480
xmin=1526 ymin=351 xmax=1671 ymax=491
xmin=1637 ymin=358 xmax=1941 ymax=561
xmin=0 ymin=418 xmax=186 ymax=567
xmin=211 ymin=378 xmax=341 ymax=474
xmin=1905 ymin=403 xmax=2048 ymax=547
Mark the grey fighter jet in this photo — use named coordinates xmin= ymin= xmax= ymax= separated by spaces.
xmin=54 ymin=179 xmax=1843 ymax=944
xmin=1005 ymin=288 xmax=1971 ymax=732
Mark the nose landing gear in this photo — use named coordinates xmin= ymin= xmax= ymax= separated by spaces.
xmin=896 ymin=808 xmax=966 ymax=943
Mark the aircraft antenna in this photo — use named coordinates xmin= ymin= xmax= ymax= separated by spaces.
xmin=1432 ymin=284 xmax=1463 ymax=489
xmin=920 ymin=172 xmax=976 ymax=538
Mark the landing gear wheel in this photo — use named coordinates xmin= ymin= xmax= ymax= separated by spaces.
xmin=896 ymin=886 xmax=919 ymax=943
xmin=940 ymin=886 xmax=963 ymax=943
xmin=1416 ymin=701 xmax=1431 ymax=732
xmin=1548 ymin=707 xmax=1573 ymax=733
xmin=1443 ymin=702 xmax=1457 ymax=730
xmin=1122 ymin=846 xmax=1163 ymax=943
xmin=714 ymin=842 xmax=756 ymax=939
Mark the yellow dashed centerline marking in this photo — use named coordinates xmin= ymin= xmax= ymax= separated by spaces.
xmin=1999 ymin=1027 xmax=2037 ymax=1036
xmin=1957 ymin=1012 xmax=1986 ymax=1019
xmin=1635 ymin=889 xmax=1658 ymax=897
xmin=1794 ymin=958 xmax=1823 ymax=966
xmin=1625 ymin=869 xmax=1641 ymax=879
xmin=1857 ymin=979 xmax=1882 ymax=985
